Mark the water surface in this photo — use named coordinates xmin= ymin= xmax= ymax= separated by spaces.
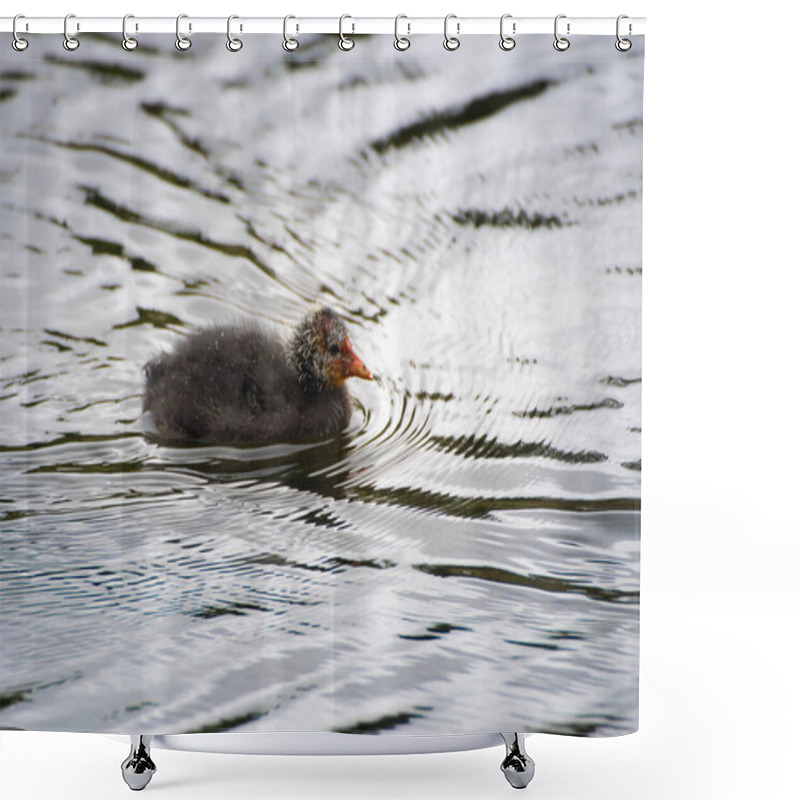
xmin=1 ymin=34 xmax=642 ymax=736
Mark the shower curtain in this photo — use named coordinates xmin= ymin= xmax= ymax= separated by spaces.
xmin=0 ymin=30 xmax=642 ymax=741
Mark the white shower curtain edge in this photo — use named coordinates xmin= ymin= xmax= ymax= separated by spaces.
xmin=104 ymin=732 xmax=506 ymax=755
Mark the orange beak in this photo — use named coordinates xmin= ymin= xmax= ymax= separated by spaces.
xmin=343 ymin=340 xmax=372 ymax=381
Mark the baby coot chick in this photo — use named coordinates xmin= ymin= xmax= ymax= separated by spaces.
xmin=143 ymin=307 xmax=371 ymax=445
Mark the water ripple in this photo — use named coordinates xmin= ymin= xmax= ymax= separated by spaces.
xmin=1 ymin=34 xmax=641 ymax=736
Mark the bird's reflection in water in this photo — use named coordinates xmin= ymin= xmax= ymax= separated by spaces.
xmin=145 ymin=431 xmax=355 ymax=503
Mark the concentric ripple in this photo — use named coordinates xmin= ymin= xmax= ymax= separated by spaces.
xmin=1 ymin=33 xmax=641 ymax=737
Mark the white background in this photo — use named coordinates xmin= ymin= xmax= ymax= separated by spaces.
xmin=2 ymin=1 xmax=798 ymax=798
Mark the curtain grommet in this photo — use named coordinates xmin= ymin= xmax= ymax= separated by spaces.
xmin=499 ymin=14 xmax=516 ymax=51
xmin=12 ymin=15 xmax=29 ymax=51
xmin=63 ymin=13 xmax=80 ymax=51
xmin=443 ymin=14 xmax=460 ymax=51
xmin=394 ymin=15 xmax=410 ymax=51
xmin=338 ymin=14 xmax=355 ymax=51
xmin=121 ymin=14 xmax=138 ymax=51
xmin=226 ymin=15 xmax=243 ymax=52
xmin=282 ymin=15 xmax=299 ymax=51
xmin=553 ymin=14 xmax=570 ymax=51
xmin=615 ymin=15 xmax=632 ymax=51
xmin=175 ymin=14 xmax=192 ymax=51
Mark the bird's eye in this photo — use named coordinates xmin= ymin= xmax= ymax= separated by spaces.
xmin=330 ymin=344 xmax=340 ymax=356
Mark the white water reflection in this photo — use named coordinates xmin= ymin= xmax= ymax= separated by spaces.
xmin=1 ymin=34 xmax=642 ymax=736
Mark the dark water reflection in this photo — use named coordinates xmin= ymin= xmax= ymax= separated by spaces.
xmin=1 ymin=34 xmax=642 ymax=736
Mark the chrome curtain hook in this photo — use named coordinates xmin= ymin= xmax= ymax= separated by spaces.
xmin=283 ymin=15 xmax=299 ymax=51
xmin=226 ymin=15 xmax=243 ymax=51
xmin=176 ymin=14 xmax=192 ymax=51
xmin=553 ymin=14 xmax=570 ymax=51
xmin=394 ymin=14 xmax=410 ymax=51
xmin=121 ymin=14 xmax=138 ymax=51
xmin=499 ymin=14 xmax=516 ymax=51
xmin=63 ymin=13 xmax=80 ymax=51
xmin=12 ymin=14 xmax=29 ymax=51
xmin=615 ymin=14 xmax=632 ymax=51
xmin=443 ymin=14 xmax=460 ymax=51
xmin=338 ymin=14 xmax=355 ymax=51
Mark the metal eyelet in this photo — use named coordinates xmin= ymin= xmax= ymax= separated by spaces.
xmin=63 ymin=13 xmax=80 ymax=51
xmin=282 ymin=15 xmax=299 ymax=51
xmin=226 ymin=15 xmax=243 ymax=52
xmin=12 ymin=15 xmax=29 ymax=51
xmin=394 ymin=15 xmax=410 ymax=51
xmin=615 ymin=15 xmax=632 ymax=51
xmin=553 ymin=14 xmax=570 ymax=52
xmin=338 ymin=14 xmax=355 ymax=51
xmin=175 ymin=14 xmax=192 ymax=51
xmin=339 ymin=14 xmax=356 ymax=51
xmin=499 ymin=14 xmax=516 ymax=51
xmin=121 ymin=14 xmax=138 ymax=51
xmin=443 ymin=14 xmax=460 ymax=51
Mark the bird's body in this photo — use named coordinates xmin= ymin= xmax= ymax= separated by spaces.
xmin=143 ymin=309 xmax=370 ymax=445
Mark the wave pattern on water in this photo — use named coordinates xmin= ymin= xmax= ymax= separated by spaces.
xmin=1 ymin=34 xmax=642 ymax=736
